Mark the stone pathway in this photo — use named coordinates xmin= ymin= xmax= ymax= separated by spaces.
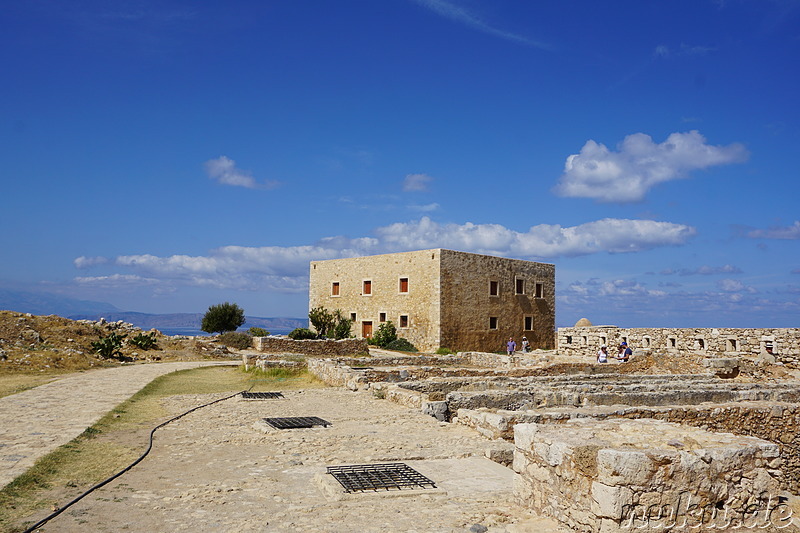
xmin=0 ymin=361 xmax=236 ymax=489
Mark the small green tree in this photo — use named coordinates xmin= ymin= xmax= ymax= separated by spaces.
xmin=308 ymin=306 xmax=335 ymax=337
xmin=248 ymin=327 xmax=269 ymax=337
xmin=288 ymin=327 xmax=317 ymax=340
xmin=371 ymin=321 xmax=398 ymax=348
xmin=330 ymin=309 xmax=353 ymax=340
xmin=201 ymin=302 xmax=246 ymax=334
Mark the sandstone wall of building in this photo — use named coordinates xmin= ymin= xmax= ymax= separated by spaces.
xmin=309 ymin=249 xmax=442 ymax=352
xmin=440 ymin=250 xmax=555 ymax=353
xmin=557 ymin=326 xmax=800 ymax=366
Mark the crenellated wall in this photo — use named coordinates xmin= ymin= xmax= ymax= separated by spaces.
xmin=557 ymin=326 xmax=800 ymax=367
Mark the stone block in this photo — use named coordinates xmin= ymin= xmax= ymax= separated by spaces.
xmin=513 ymin=418 xmax=782 ymax=533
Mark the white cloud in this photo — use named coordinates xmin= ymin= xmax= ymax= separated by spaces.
xmin=204 ymin=156 xmax=278 ymax=189
xmin=412 ymin=0 xmax=550 ymax=49
xmin=553 ymin=131 xmax=749 ymax=203
xmin=403 ymin=173 xmax=433 ymax=192
xmin=74 ymin=216 xmax=695 ymax=291
xmin=74 ymin=274 xmax=159 ymax=288
xmin=375 ymin=217 xmax=695 ymax=257
xmin=717 ymin=278 xmax=746 ymax=292
xmin=74 ymin=256 xmax=109 ymax=268
xmin=746 ymin=221 xmax=800 ymax=240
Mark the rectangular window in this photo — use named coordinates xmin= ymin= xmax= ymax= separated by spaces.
xmin=489 ymin=317 xmax=498 ymax=330
xmin=566 ymin=335 xmax=573 ymax=344
xmin=350 ymin=312 xmax=357 ymax=322
xmin=363 ymin=280 xmax=371 ymax=295
xmin=399 ymin=278 xmax=409 ymax=293
xmin=399 ymin=315 xmax=408 ymax=328
xmin=379 ymin=312 xmax=386 ymax=322
xmin=515 ymin=278 xmax=525 ymax=295
xmin=331 ymin=282 xmax=340 ymax=296
xmin=489 ymin=280 xmax=499 ymax=296
xmin=535 ymin=283 xmax=543 ymax=298
xmin=524 ymin=316 xmax=533 ymax=330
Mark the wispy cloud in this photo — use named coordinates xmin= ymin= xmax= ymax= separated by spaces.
xmin=745 ymin=221 xmax=800 ymax=240
xmin=658 ymin=264 xmax=742 ymax=276
xmin=553 ymin=131 xmax=748 ymax=203
xmin=74 ymin=216 xmax=695 ymax=291
xmin=204 ymin=156 xmax=279 ymax=189
xmin=412 ymin=0 xmax=551 ymax=49
xmin=408 ymin=203 xmax=440 ymax=212
xmin=403 ymin=173 xmax=433 ymax=192
xmin=653 ymin=43 xmax=717 ymax=58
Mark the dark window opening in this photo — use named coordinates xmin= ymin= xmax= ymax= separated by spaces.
xmin=524 ymin=316 xmax=533 ymax=330
xmin=515 ymin=279 xmax=525 ymax=295
xmin=489 ymin=280 xmax=499 ymax=296
xmin=399 ymin=315 xmax=408 ymax=328
xmin=535 ymin=283 xmax=543 ymax=298
xmin=379 ymin=313 xmax=386 ymax=322
xmin=489 ymin=317 xmax=498 ymax=330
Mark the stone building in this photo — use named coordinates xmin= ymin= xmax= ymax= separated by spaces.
xmin=308 ymin=249 xmax=555 ymax=353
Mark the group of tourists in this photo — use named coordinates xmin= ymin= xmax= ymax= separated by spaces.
xmin=596 ymin=341 xmax=632 ymax=363
xmin=506 ymin=336 xmax=532 ymax=355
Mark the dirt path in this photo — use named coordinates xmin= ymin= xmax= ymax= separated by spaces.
xmin=26 ymin=387 xmax=565 ymax=533
xmin=0 ymin=361 xmax=236 ymax=489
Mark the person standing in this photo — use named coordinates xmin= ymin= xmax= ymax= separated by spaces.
xmin=507 ymin=337 xmax=517 ymax=355
xmin=617 ymin=342 xmax=632 ymax=362
xmin=521 ymin=336 xmax=530 ymax=353
xmin=596 ymin=345 xmax=608 ymax=363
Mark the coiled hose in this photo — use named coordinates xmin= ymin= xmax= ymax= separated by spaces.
xmin=23 ymin=388 xmax=248 ymax=533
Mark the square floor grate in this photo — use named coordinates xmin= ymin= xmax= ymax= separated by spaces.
xmin=263 ymin=416 xmax=331 ymax=429
xmin=241 ymin=391 xmax=284 ymax=400
xmin=326 ymin=463 xmax=437 ymax=493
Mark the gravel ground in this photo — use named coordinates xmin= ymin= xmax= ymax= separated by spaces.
xmin=30 ymin=387 xmax=565 ymax=533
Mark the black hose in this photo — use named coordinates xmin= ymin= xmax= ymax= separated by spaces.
xmin=23 ymin=388 xmax=248 ymax=533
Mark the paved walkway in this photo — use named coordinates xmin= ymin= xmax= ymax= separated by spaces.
xmin=0 ymin=361 xmax=236 ymax=489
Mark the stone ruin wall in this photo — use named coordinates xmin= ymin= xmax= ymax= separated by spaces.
xmin=557 ymin=326 xmax=800 ymax=367
xmin=457 ymin=402 xmax=800 ymax=494
xmin=251 ymin=336 xmax=369 ymax=357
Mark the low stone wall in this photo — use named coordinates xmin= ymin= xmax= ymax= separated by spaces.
xmin=556 ymin=326 xmax=800 ymax=367
xmin=252 ymin=337 xmax=369 ymax=356
xmin=457 ymin=401 xmax=800 ymax=493
xmin=306 ymin=358 xmax=368 ymax=390
xmin=513 ymin=418 xmax=783 ymax=533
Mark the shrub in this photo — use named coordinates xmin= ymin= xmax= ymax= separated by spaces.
xmin=309 ymin=307 xmax=352 ymax=339
xmin=308 ymin=307 xmax=335 ymax=337
xmin=91 ymin=332 xmax=127 ymax=358
xmin=385 ymin=338 xmax=417 ymax=352
xmin=219 ymin=331 xmax=253 ymax=350
xmin=435 ymin=347 xmax=454 ymax=355
xmin=201 ymin=302 xmax=246 ymax=334
xmin=330 ymin=309 xmax=353 ymax=340
xmin=371 ymin=321 xmax=397 ymax=348
xmin=129 ymin=332 xmax=158 ymax=350
xmin=288 ymin=328 xmax=317 ymax=340
xmin=248 ymin=327 xmax=269 ymax=337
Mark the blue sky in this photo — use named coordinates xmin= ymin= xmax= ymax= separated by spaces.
xmin=2 ymin=0 xmax=798 ymax=328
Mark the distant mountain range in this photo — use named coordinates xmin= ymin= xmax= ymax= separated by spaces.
xmin=0 ymin=289 xmax=305 ymax=334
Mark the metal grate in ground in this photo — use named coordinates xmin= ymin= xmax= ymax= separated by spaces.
xmin=262 ymin=416 xmax=331 ymax=429
xmin=241 ymin=391 xmax=284 ymax=400
xmin=326 ymin=463 xmax=437 ymax=493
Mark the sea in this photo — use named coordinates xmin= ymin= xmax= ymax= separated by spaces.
xmin=158 ymin=326 xmax=295 ymax=337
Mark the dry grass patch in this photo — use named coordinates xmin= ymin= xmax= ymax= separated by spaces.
xmin=0 ymin=373 xmax=63 ymax=399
